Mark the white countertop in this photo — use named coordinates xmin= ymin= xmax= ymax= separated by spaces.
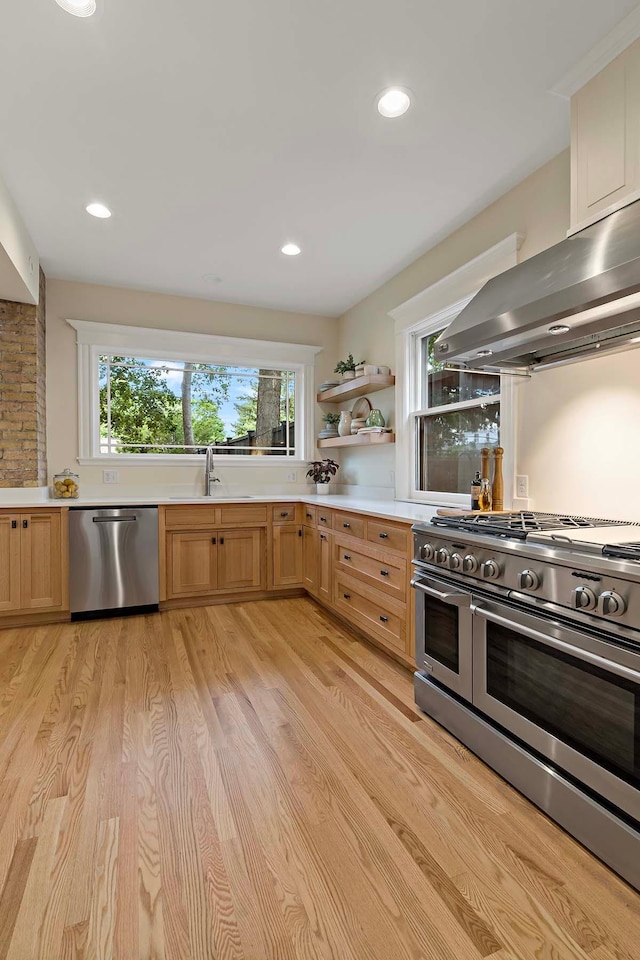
xmin=0 ymin=493 xmax=439 ymax=526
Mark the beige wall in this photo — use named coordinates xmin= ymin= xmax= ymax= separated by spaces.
xmin=46 ymin=279 xmax=338 ymax=493
xmin=337 ymin=148 xmax=640 ymax=519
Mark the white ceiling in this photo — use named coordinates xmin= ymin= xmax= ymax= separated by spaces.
xmin=1 ymin=0 xmax=638 ymax=317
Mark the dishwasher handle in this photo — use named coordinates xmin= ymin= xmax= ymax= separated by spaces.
xmin=92 ymin=516 xmax=137 ymax=523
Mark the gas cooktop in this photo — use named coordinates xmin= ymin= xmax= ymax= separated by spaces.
xmin=431 ymin=511 xmax=625 ymax=540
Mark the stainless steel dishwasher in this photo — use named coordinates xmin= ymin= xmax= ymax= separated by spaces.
xmin=69 ymin=506 xmax=159 ymax=617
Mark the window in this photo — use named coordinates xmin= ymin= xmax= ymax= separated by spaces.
xmin=99 ymin=356 xmax=296 ymax=456
xmin=414 ymin=330 xmax=501 ymax=496
xmin=69 ymin=320 xmax=321 ymax=464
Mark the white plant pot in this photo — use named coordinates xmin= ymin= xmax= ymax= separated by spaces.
xmin=341 ymin=370 xmax=355 ymax=380
xmin=316 ymin=483 xmax=330 ymax=495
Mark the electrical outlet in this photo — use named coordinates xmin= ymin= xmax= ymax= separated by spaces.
xmin=103 ymin=469 xmax=119 ymax=484
xmin=516 ymin=475 xmax=529 ymax=498
xmin=286 ymin=470 xmax=297 ymax=482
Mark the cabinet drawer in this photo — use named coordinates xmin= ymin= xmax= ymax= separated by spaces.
xmin=219 ymin=504 xmax=268 ymax=526
xmin=164 ymin=505 xmax=218 ymax=530
xmin=334 ymin=536 xmax=406 ymax=600
xmin=366 ymin=519 xmax=409 ymax=554
xmin=317 ymin=510 xmax=333 ymax=530
xmin=333 ymin=512 xmax=365 ymax=539
xmin=302 ymin=505 xmax=317 ymax=527
xmin=271 ymin=504 xmax=299 ymax=524
xmin=334 ymin=573 xmax=405 ymax=652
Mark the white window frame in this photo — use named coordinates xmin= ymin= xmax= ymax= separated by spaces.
xmin=68 ymin=319 xmax=323 ymax=466
xmin=390 ymin=234 xmax=524 ymax=507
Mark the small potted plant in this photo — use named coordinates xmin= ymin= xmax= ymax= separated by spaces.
xmin=306 ymin=458 xmax=339 ymax=494
xmin=319 ymin=412 xmax=341 ymax=439
xmin=334 ymin=353 xmax=361 ymax=381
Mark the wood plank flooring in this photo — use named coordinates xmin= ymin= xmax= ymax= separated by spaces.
xmin=0 ymin=597 xmax=639 ymax=959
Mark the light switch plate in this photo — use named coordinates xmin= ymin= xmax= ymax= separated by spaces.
xmin=103 ymin=469 xmax=119 ymax=484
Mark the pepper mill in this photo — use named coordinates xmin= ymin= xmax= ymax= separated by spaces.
xmin=481 ymin=448 xmax=491 ymax=485
xmin=492 ymin=446 xmax=505 ymax=511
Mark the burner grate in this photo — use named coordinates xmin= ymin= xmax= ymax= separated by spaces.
xmin=432 ymin=511 xmax=627 ymax=540
xmin=603 ymin=542 xmax=640 ymax=561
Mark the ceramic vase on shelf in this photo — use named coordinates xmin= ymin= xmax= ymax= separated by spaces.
xmin=338 ymin=411 xmax=352 ymax=436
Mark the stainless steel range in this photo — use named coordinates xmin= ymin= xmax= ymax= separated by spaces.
xmin=411 ymin=511 xmax=640 ymax=891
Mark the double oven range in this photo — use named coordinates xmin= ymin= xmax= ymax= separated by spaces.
xmin=411 ymin=511 xmax=640 ymax=891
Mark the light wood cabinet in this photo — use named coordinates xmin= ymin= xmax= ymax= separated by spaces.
xmin=571 ymin=37 xmax=640 ymax=229
xmin=272 ymin=524 xmax=303 ymax=587
xmin=168 ymin=532 xmax=217 ymax=598
xmin=217 ymin=529 xmax=264 ymax=591
xmin=0 ymin=511 xmax=66 ymax=616
xmin=167 ymin=528 xmax=264 ymax=599
xmin=0 ymin=515 xmax=20 ymax=612
xmin=318 ymin=530 xmax=332 ymax=604
xmin=302 ymin=525 xmax=318 ymax=595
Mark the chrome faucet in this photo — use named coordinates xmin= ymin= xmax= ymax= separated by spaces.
xmin=204 ymin=446 xmax=221 ymax=496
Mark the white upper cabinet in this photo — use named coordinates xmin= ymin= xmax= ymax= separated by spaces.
xmin=571 ymin=37 xmax=640 ymax=231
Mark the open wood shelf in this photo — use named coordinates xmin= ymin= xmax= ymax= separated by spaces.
xmin=317 ymin=375 xmax=395 ymax=403
xmin=317 ymin=432 xmax=395 ymax=448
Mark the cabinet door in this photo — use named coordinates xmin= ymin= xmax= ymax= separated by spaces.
xmin=302 ymin=525 xmax=318 ymax=595
xmin=571 ymin=40 xmax=640 ymax=227
xmin=272 ymin=525 xmax=303 ymax=587
xmin=0 ymin=515 xmax=21 ymax=612
xmin=217 ymin=529 xmax=264 ymax=592
xmin=318 ymin=531 xmax=332 ymax=604
xmin=20 ymin=513 xmax=63 ymax=610
xmin=167 ymin=532 xmax=217 ymax=598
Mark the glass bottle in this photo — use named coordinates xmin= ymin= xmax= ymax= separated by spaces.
xmin=471 ymin=471 xmax=482 ymax=511
xmin=479 ymin=478 xmax=493 ymax=512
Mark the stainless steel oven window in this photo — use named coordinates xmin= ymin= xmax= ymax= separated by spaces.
xmin=413 ymin=575 xmax=473 ymax=701
xmin=485 ymin=622 xmax=640 ymax=788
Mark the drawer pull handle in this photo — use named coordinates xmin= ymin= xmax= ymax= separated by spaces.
xmin=298 ymin=528 xmax=302 ymax=537
xmin=380 ymin=615 xmax=389 ymax=623
xmin=343 ymin=522 xmax=350 ymax=528
xmin=211 ymin=537 xmax=216 ymax=544
xmin=306 ymin=513 xmax=313 ymax=519
xmin=379 ymin=532 xmax=388 ymax=539
xmin=343 ymin=554 xmax=351 ymax=561
xmin=220 ymin=537 xmax=225 ymax=545
xmin=11 ymin=520 xmax=17 ymax=529
xmin=380 ymin=569 xmax=389 ymax=576
xmin=320 ymin=534 xmax=327 ymax=540
xmin=280 ymin=511 xmax=289 ymax=517
xmin=343 ymin=593 xmax=351 ymax=600
xmin=320 ymin=516 xmax=327 ymax=522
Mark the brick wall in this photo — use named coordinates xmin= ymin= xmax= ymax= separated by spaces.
xmin=0 ymin=268 xmax=47 ymax=487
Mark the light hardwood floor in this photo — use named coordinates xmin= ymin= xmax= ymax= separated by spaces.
xmin=0 ymin=597 xmax=639 ymax=959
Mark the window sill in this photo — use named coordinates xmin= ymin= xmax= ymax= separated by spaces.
xmin=78 ymin=456 xmax=309 ymax=468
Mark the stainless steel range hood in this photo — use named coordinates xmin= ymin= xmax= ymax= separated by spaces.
xmin=434 ymin=200 xmax=640 ymax=370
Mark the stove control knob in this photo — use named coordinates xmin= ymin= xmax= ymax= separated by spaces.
xmin=481 ymin=559 xmax=501 ymax=580
xmin=462 ymin=554 xmax=479 ymax=574
xmin=598 ymin=590 xmax=627 ymax=617
xmin=449 ymin=552 xmax=463 ymax=571
xmin=571 ymin=586 xmax=597 ymax=611
xmin=419 ymin=543 xmax=435 ymax=561
xmin=518 ymin=569 xmax=540 ymax=591
xmin=435 ymin=547 xmax=450 ymax=565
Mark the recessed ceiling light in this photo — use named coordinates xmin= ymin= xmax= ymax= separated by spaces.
xmin=85 ymin=202 xmax=112 ymax=219
xmin=281 ymin=243 xmax=301 ymax=256
xmin=548 ymin=324 xmax=571 ymax=335
xmin=55 ymin=0 xmax=97 ymax=17
xmin=476 ymin=349 xmax=493 ymax=357
xmin=377 ymin=88 xmax=411 ymax=118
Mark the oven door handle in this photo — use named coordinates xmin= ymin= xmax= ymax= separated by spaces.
xmin=411 ymin=578 xmax=471 ymax=608
xmin=473 ymin=605 xmax=640 ymax=684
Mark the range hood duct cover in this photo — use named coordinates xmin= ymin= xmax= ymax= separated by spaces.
xmin=435 ymin=200 xmax=640 ymax=368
